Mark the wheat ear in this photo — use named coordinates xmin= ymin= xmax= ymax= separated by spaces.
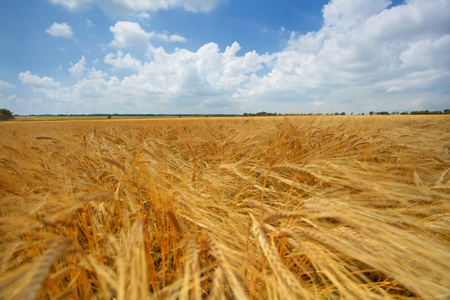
xmin=209 ymin=266 xmax=225 ymax=300
xmin=263 ymin=211 xmax=305 ymax=223
xmin=27 ymin=239 xmax=72 ymax=299
xmin=180 ymin=235 xmax=200 ymax=300
xmin=250 ymin=214 xmax=314 ymax=300
xmin=0 ymin=239 xmax=71 ymax=300
xmin=272 ymin=163 xmax=315 ymax=177
xmin=207 ymin=237 xmax=247 ymax=300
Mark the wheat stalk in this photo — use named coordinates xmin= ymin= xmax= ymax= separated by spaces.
xmin=207 ymin=236 xmax=247 ymax=300
xmin=250 ymin=214 xmax=314 ymax=300
xmin=180 ymin=235 xmax=201 ymax=300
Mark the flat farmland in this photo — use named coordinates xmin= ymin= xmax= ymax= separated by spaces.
xmin=0 ymin=115 xmax=449 ymax=299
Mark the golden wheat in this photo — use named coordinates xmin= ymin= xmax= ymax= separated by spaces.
xmin=0 ymin=115 xmax=449 ymax=299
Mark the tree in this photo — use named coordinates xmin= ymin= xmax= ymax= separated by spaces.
xmin=0 ymin=109 xmax=15 ymax=121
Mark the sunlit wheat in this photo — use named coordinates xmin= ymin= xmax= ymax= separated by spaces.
xmin=0 ymin=115 xmax=449 ymax=299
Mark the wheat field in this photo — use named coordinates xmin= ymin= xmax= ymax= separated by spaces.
xmin=0 ymin=115 xmax=449 ymax=299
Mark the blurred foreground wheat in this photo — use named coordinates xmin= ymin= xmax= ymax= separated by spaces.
xmin=0 ymin=115 xmax=449 ymax=299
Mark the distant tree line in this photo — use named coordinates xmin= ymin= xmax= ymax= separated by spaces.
xmin=243 ymin=112 xmax=279 ymax=116
xmin=5 ymin=108 xmax=450 ymax=119
xmin=246 ymin=110 xmax=449 ymax=116
xmin=409 ymin=110 xmax=448 ymax=115
xmin=368 ymin=110 xmax=449 ymax=115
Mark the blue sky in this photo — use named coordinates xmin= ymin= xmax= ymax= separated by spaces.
xmin=0 ymin=0 xmax=449 ymax=115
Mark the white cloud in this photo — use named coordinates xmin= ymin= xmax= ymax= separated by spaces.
xmin=19 ymin=71 xmax=60 ymax=87
xmin=177 ymin=0 xmax=221 ymax=13
xmin=109 ymin=21 xmax=153 ymax=48
xmin=50 ymin=0 xmax=222 ymax=14
xmin=109 ymin=21 xmax=186 ymax=49
xmin=399 ymin=35 xmax=450 ymax=71
xmin=17 ymin=42 xmax=269 ymax=113
xmin=17 ymin=0 xmax=450 ymax=114
xmin=156 ymin=33 xmax=186 ymax=43
xmin=48 ymin=0 xmax=92 ymax=11
xmin=362 ymin=0 xmax=450 ymax=42
xmin=234 ymin=0 xmax=450 ymax=113
xmin=134 ymin=42 xmax=269 ymax=99
xmin=169 ymin=34 xmax=186 ymax=43
xmin=0 ymin=80 xmax=15 ymax=89
xmin=69 ymin=56 xmax=87 ymax=77
xmin=46 ymin=22 xmax=74 ymax=38
xmin=322 ymin=0 xmax=390 ymax=31
xmin=98 ymin=41 xmax=269 ymax=110
xmin=138 ymin=12 xmax=150 ymax=19
xmin=70 ymin=68 xmax=121 ymax=101
xmin=104 ymin=51 xmax=143 ymax=71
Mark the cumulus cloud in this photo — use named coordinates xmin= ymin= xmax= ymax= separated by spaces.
xmin=104 ymin=51 xmax=143 ymax=71
xmin=19 ymin=0 xmax=450 ymax=114
xmin=169 ymin=34 xmax=186 ymax=43
xmin=19 ymin=42 xmax=269 ymax=113
xmin=50 ymin=0 xmax=222 ymax=14
xmin=102 ymin=41 xmax=269 ymax=108
xmin=46 ymin=22 xmax=74 ymax=38
xmin=322 ymin=0 xmax=390 ymax=31
xmin=109 ymin=21 xmax=153 ymax=48
xmin=69 ymin=56 xmax=87 ymax=77
xmin=234 ymin=0 xmax=450 ymax=112
xmin=19 ymin=71 xmax=60 ymax=87
xmin=109 ymin=21 xmax=186 ymax=49
xmin=157 ymin=33 xmax=186 ymax=43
